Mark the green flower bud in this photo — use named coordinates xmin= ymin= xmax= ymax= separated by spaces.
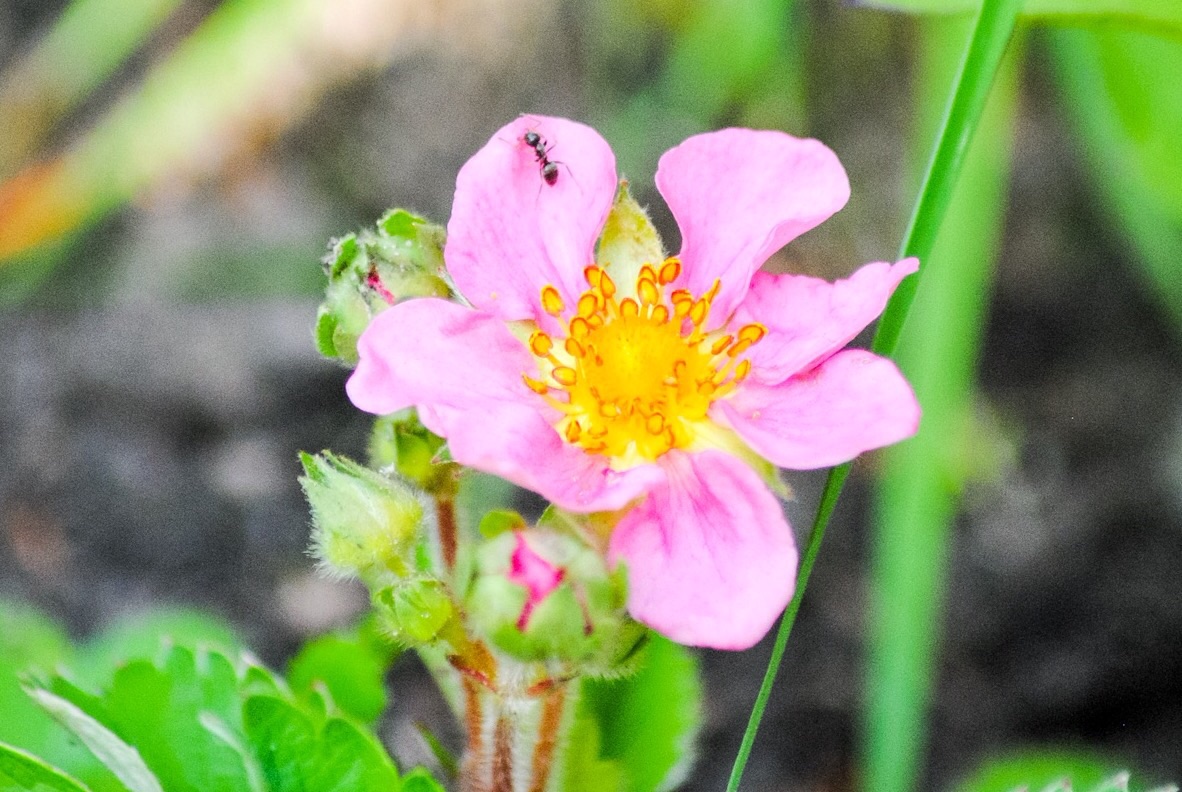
xmin=374 ymin=578 xmax=455 ymax=645
xmin=466 ymin=530 xmax=636 ymax=666
xmin=368 ymin=410 xmax=455 ymax=495
xmin=316 ymin=209 xmax=452 ymax=365
xmin=300 ymin=451 xmax=423 ymax=581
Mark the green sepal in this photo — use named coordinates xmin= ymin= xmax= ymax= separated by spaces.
xmin=373 ymin=579 xmax=455 ymax=646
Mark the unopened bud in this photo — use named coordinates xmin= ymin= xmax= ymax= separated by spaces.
xmin=467 ymin=530 xmax=635 ymax=665
xmin=300 ymin=451 xmax=423 ymax=581
xmin=374 ymin=577 xmax=455 ymax=645
xmin=316 ymin=209 xmax=451 ymax=365
xmin=368 ymin=410 xmax=455 ymax=495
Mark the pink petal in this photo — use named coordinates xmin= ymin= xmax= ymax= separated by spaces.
xmin=509 ymin=532 xmax=564 ymax=629
xmin=734 ymin=258 xmax=918 ymax=384
xmin=655 ymin=129 xmax=850 ymax=324
xmin=445 ymin=115 xmax=619 ymax=324
xmin=714 ymin=349 xmax=920 ymax=470
xmin=608 ymin=450 xmax=797 ymax=650
xmin=347 ymin=298 xmax=661 ymax=512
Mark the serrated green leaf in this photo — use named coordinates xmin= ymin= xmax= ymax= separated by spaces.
xmin=287 ymin=634 xmax=389 ymax=725
xmin=953 ymin=749 xmax=1174 ymax=792
xmin=28 ymin=689 xmax=163 ymax=792
xmin=855 ymin=0 xmax=1182 ymax=39
xmin=98 ymin=646 xmax=250 ymax=792
xmin=574 ymin=636 xmax=701 ymax=792
xmin=75 ymin=608 xmax=241 ymax=688
xmin=243 ymin=695 xmax=399 ymax=792
xmin=0 ymin=741 xmax=91 ymax=792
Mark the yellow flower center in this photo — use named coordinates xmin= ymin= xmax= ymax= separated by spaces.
xmin=522 ymin=257 xmax=766 ymax=465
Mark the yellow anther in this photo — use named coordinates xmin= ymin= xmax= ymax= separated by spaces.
xmin=529 ymin=331 xmax=553 ymax=356
xmin=673 ymin=299 xmax=693 ymax=318
xmin=689 ymin=299 xmax=708 ymax=326
xmin=569 ymin=317 xmax=591 ymax=339
xmin=699 ymin=381 xmax=717 ymax=396
xmin=565 ymin=421 xmax=582 ymax=442
xmin=620 ymin=298 xmax=639 ymax=318
xmin=659 ymin=258 xmax=681 ymax=284
xmin=738 ymin=323 xmax=767 ymax=344
xmin=523 ymin=375 xmax=550 ymax=394
xmin=541 ymin=285 xmax=565 ymax=316
xmin=587 ymin=314 xmax=604 ymax=328
xmin=734 ymin=359 xmax=752 ymax=383
xmin=671 ymin=288 xmax=692 ymax=303
xmin=584 ymin=266 xmax=602 ymax=287
xmin=646 ymin=414 xmax=665 ymax=435
xmin=552 ymin=367 xmax=578 ymax=386
xmin=599 ymin=271 xmax=617 ymax=298
xmin=728 ymin=339 xmax=753 ymax=358
xmin=652 ymin=305 xmax=670 ymax=324
xmin=599 ymin=401 xmax=618 ymax=418
xmin=638 ymin=278 xmax=659 ymax=306
xmin=639 ymin=264 xmax=658 ymax=283
xmin=704 ymin=279 xmax=721 ymax=302
xmin=564 ymin=338 xmax=584 ymax=357
xmin=710 ymin=335 xmax=734 ymax=355
xmin=577 ymin=293 xmax=599 ymax=317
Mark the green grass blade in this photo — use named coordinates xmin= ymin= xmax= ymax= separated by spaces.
xmin=724 ymin=1 xmax=1022 ymax=789
xmin=863 ymin=16 xmax=1020 ymax=792
xmin=0 ymin=0 xmax=183 ymax=176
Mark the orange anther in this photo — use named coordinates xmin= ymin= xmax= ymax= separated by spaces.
xmin=710 ymin=335 xmax=734 ymax=355
xmin=658 ymin=258 xmax=681 ymax=284
xmin=728 ymin=339 xmax=753 ymax=358
xmin=738 ymin=323 xmax=767 ymax=344
xmin=638 ymin=278 xmax=659 ymax=306
xmin=577 ymin=293 xmax=600 ymax=317
xmin=734 ymin=359 xmax=752 ymax=382
xmin=639 ymin=264 xmax=658 ymax=283
xmin=646 ymin=414 xmax=665 ymax=435
xmin=529 ymin=331 xmax=553 ymax=356
xmin=620 ymin=298 xmax=639 ymax=318
xmin=584 ymin=266 xmax=602 ymax=287
xmin=565 ymin=421 xmax=582 ymax=442
xmin=541 ymin=285 xmax=565 ymax=316
xmin=705 ymin=278 xmax=721 ymax=302
xmin=599 ymin=271 xmax=618 ymax=298
xmin=552 ymin=367 xmax=578 ymax=386
xmin=689 ymin=299 xmax=708 ymax=326
xmin=564 ymin=337 xmax=584 ymax=357
xmin=673 ymin=299 xmax=693 ymax=318
xmin=523 ymin=375 xmax=550 ymax=394
xmin=651 ymin=305 xmax=670 ymax=324
xmin=569 ymin=316 xmax=591 ymax=339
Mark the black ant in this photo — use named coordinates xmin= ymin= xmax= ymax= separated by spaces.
xmin=522 ymin=130 xmax=560 ymax=186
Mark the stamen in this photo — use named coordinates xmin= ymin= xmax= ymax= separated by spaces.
xmin=577 ymin=294 xmax=599 ymax=317
xmin=541 ymin=285 xmax=564 ymax=316
xmin=565 ymin=422 xmax=582 ymax=442
xmin=599 ymin=272 xmax=617 ymax=298
xmin=734 ymin=359 xmax=751 ymax=383
xmin=529 ymin=331 xmax=553 ymax=356
xmin=584 ymin=266 xmax=602 ymax=287
xmin=639 ymin=264 xmax=658 ymax=283
xmin=646 ymin=414 xmax=665 ymax=435
xmin=523 ymin=375 xmax=550 ymax=394
xmin=651 ymin=305 xmax=670 ymax=324
xmin=738 ymin=323 xmax=767 ymax=344
xmin=638 ymin=278 xmax=659 ymax=306
xmin=710 ymin=335 xmax=734 ymax=356
xmin=728 ymin=339 xmax=753 ymax=358
xmin=658 ymin=258 xmax=681 ymax=284
xmin=552 ymin=367 xmax=577 ymax=386
xmin=569 ymin=317 xmax=591 ymax=339
xmin=620 ymin=298 xmax=639 ymax=318
xmin=564 ymin=338 xmax=584 ymax=357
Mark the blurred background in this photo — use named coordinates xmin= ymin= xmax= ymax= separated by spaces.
xmin=1 ymin=1 xmax=1181 ymax=790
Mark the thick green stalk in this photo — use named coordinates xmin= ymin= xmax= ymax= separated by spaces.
xmin=864 ymin=17 xmax=1020 ymax=792
xmin=724 ymin=1 xmax=1022 ymax=789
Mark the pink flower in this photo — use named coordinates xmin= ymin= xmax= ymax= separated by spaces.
xmin=347 ymin=116 xmax=920 ymax=650
xmin=508 ymin=532 xmax=565 ymax=630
